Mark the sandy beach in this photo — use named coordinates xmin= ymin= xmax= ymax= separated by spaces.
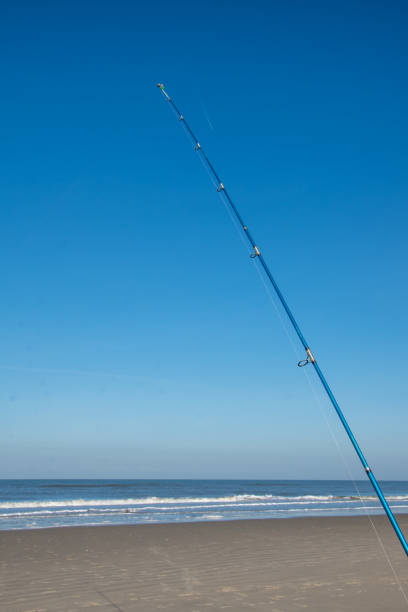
xmin=1 ymin=515 xmax=408 ymax=611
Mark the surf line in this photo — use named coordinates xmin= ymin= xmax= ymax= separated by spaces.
xmin=156 ymin=83 xmax=408 ymax=557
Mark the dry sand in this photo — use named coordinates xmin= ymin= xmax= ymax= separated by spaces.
xmin=1 ymin=515 xmax=408 ymax=611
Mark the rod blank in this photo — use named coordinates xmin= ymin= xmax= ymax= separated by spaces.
xmin=157 ymin=83 xmax=408 ymax=557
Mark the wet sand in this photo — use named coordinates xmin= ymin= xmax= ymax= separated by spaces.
xmin=1 ymin=515 xmax=408 ymax=611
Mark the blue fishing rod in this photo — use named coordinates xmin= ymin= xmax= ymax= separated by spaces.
xmin=156 ymin=83 xmax=408 ymax=557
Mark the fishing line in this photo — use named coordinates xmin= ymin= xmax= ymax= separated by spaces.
xmin=250 ymin=250 xmax=408 ymax=600
xmin=216 ymin=190 xmax=254 ymax=256
xmin=248 ymin=254 xmax=408 ymax=600
xmin=240 ymin=213 xmax=408 ymax=606
xmin=249 ymin=242 xmax=408 ymax=589
xmin=158 ymin=84 xmax=408 ymax=604
xmin=252 ymin=258 xmax=304 ymax=360
xmin=227 ymin=206 xmax=408 ymax=609
xmin=300 ymin=364 xmax=408 ymax=605
xmin=156 ymin=83 xmax=408 ymax=560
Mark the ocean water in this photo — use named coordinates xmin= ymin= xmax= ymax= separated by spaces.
xmin=1 ymin=479 xmax=408 ymax=531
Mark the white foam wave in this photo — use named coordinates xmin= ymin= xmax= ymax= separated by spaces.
xmin=0 ymin=494 xmax=336 ymax=509
xmin=199 ymin=514 xmax=223 ymax=520
xmin=1 ymin=494 xmax=407 ymax=511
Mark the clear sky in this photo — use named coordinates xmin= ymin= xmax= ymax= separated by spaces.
xmin=1 ymin=0 xmax=407 ymax=479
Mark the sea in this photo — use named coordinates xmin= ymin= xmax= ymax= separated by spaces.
xmin=1 ymin=479 xmax=408 ymax=531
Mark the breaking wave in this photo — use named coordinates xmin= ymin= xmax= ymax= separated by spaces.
xmin=2 ymin=493 xmax=408 ymax=511
xmin=1 ymin=481 xmax=408 ymax=530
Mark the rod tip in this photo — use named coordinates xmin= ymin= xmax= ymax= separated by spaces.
xmin=157 ymin=83 xmax=164 ymax=89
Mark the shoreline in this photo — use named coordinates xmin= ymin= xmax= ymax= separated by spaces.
xmin=4 ymin=479 xmax=408 ymax=533
xmin=1 ymin=510 xmax=408 ymax=534
xmin=1 ymin=515 xmax=408 ymax=610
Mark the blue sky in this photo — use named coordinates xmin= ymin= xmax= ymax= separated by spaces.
xmin=1 ymin=0 xmax=408 ymax=479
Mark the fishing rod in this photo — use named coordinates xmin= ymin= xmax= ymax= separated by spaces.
xmin=156 ymin=83 xmax=408 ymax=557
